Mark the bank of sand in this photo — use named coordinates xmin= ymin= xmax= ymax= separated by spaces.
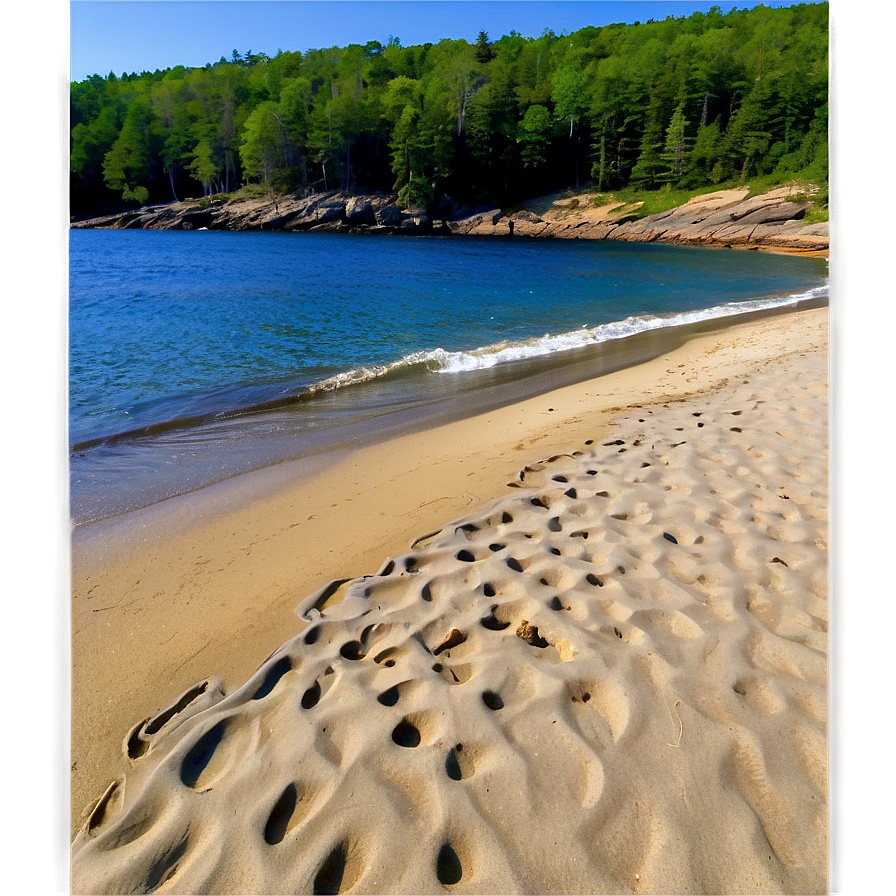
xmin=71 ymin=306 xmax=828 ymax=894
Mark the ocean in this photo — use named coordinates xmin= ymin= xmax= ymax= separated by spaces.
xmin=69 ymin=229 xmax=828 ymax=524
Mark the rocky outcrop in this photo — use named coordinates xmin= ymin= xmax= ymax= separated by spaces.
xmin=71 ymin=185 xmax=828 ymax=253
xmin=71 ymin=191 xmax=451 ymax=236
xmin=449 ymin=186 xmax=828 ymax=253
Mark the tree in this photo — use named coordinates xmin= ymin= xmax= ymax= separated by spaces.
xmin=102 ymin=94 xmax=155 ymax=204
xmin=662 ymin=102 xmax=689 ymax=181
xmin=151 ymin=75 xmax=193 ymax=201
xmin=72 ymin=109 xmax=118 ymax=175
xmin=428 ymin=39 xmax=487 ymax=138
xmin=687 ymin=119 xmax=725 ymax=184
xmin=276 ymin=77 xmax=313 ymax=188
xmin=465 ymin=55 xmax=520 ymax=200
xmin=189 ymin=138 xmax=221 ymax=196
xmin=589 ymin=53 xmax=643 ymax=190
xmin=517 ymin=104 xmax=552 ymax=169
xmin=382 ymin=76 xmax=442 ymax=208
xmin=551 ymin=55 xmax=591 ymax=188
xmin=723 ymin=82 xmax=774 ymax=181
xmin=303 ymin=44 xmax=384 ymax=192
xmin=475 ymin=30 xmax=496 ymax=64
xmin=240 ymin=100 xmax=288 ymax=201
xmin=629 ymin=109 xmax=665 ymax=189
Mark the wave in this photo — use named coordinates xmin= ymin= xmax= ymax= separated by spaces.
xmin=71 ymin=286 xmax=826 ymax=453
xmin=305 ymin=285 xmax=828 ymax=389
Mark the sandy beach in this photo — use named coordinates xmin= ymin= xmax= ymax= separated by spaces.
xmin=70 ymin=305 xmax=828 ymax=894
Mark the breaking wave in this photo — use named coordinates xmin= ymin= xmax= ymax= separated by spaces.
xmin=305 ymin=285 xmax=828 ymax=392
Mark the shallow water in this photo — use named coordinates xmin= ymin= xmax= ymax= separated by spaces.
xmin=69 ymin=229 xmax=827 ymax=523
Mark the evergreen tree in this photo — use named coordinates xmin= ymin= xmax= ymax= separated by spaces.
xmin=662 ymin=103 xmax=689 ymax=182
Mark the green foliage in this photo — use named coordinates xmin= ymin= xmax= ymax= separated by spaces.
xmin=240 ymin=101 xmax=284 ymax=184
xmin=102 ymin=95 xmax=156 ymax=204
xmin=802 ymin=202 xmax=828 ymax=224
xmin=663 ymin=104 xmax=689 ymax=181
xmin=612 ymin=183 xmax=727 ymax=218
xmin=189 ymin=138 xmax=219 ymax=191
xmin=518 ymin=104 xmax=553 ymax=169
xmin=475 ymin=31 xmax=497 ymax=65
xmin=71 ymin=2 xmax=828 ymax=215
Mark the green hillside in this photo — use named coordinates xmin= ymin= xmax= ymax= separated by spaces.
xmin=70 ymin=2 xmax=828 ymax=219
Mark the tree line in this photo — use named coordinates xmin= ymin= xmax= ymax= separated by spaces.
xmin=70 ymin=2 xmax=828 ymax=217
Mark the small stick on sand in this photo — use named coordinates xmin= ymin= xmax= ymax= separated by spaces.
xmin=666 ymin=698 xmax=683 ymax=748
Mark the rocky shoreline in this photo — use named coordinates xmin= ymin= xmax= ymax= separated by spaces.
xmin=71 ymin=184 xmax=828 ymax=254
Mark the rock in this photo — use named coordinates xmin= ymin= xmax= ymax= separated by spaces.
xmin=510 ymin=210 xmax=543 ymax=224
xmin=120 ymin=214 xmax=154 ymax=230
xmin=309 ymin=220 xmax=347 ymax=233
xmin=507 ymin=213 xmax=550 ymax=237
xmin=344 ymin=198 xmax=376 ymax=225
xmin=725 ymin=186 xmax=798 ymax=219
xmin=703 ymin=222 xmax=755 ymax=245
xmin=375 ymin=204 xmax=404 ymax=227
xmin=731 ymin=201 xmax=808 ymax=227
xmin=399 ymin=213 xmax=431 ymax=232
xmin=449 ymin=208 xmax=504 ymax=234
xmin=799 ymin=222 xmax=829 ymax=237
xmin=679 ymin=188 xmax=751 ymax=212
xmin=70 ymin=185 xmax=828 ymax=252
xmin=311 ymin=201 xmax=346 ymax=224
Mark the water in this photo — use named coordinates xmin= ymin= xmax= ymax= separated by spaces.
xmin=69 ymin=229 xmax=828 ymax=523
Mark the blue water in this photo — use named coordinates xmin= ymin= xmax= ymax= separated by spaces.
xmin=69 ymin=229 xmax=827 ymax=522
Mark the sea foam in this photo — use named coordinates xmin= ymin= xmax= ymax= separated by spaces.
xmin=306 ymin=286 xmax=827 ymax=390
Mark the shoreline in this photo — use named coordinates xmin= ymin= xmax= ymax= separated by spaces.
xmin=70 ymin=303 xmax=828 ymax=847
xmin=70 ymin=184 xmax=829 ymax=255
xmin=70 ymin=291 xmax=828 ymax=528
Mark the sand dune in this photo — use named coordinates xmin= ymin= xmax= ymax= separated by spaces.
xmin=71 ymin=324 xmax=828 ymax=895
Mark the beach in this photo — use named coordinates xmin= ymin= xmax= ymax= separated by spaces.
xmin=70 ymin=304 xmax=828 ymax=894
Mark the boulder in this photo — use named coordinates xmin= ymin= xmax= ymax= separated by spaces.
xmin=375 ymin=204 xmax=405 ymax=227
xmin=311 ymin=201 xmax=346 ymax=224
xmin=450 ymin=208 xmax=504 ymax=234
xmin=344 ymin=198 xmax=377 ymax=225
xmin=399 ymin=213 xmax=431 ymax=232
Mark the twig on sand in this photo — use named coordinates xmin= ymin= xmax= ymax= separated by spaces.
xmin=666 ymin=698 xmax=683 ymax=748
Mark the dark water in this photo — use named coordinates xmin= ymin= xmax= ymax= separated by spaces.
xmin=69 ymin=229 xmax=827 ymax=523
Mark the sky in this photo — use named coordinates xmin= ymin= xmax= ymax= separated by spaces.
xmin=70 ymin=0 xmax=819 ymax=82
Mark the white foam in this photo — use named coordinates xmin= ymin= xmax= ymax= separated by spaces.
xmin=434 ymin=287 xmax=827 ymax=373
xmin=304 ymin=287 xmax=828 ymax=391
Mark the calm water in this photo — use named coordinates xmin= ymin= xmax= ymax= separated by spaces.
xmin=69 ymin=229 xmax=828 ymax=523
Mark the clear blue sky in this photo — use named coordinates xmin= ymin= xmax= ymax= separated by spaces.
xmin=70 ymin=0 xmax=820 ymax=81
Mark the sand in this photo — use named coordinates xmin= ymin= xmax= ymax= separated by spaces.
xmin=70 ymin=306 xmax=828 ymax=894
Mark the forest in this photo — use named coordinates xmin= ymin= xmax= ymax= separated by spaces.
xmin=70 ymin=2 xmax=828 ymax=218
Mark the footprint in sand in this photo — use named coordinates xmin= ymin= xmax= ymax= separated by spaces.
xmin=482 ymin=690 xmax=504 ymax=711
xmin=263 ymin=782 xmax=299 ymax=845
xmin=436 ymin=843 xmax=464 ymax=886
xmin=312 ymin=842 xmax=348 ymax=895
xmin=180 ymin=720 xmax=229 ymax=789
